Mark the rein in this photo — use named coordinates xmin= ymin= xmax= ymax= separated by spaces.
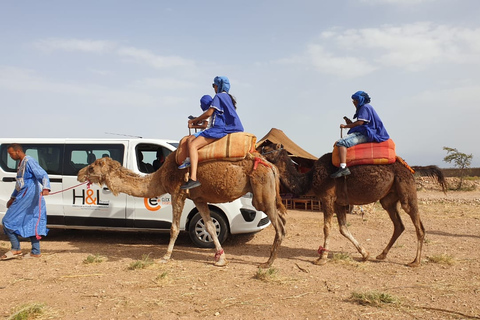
xmin=35 ymin=181 xmax=91 ymax=240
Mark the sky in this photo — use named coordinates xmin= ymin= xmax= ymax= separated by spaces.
xmin=1 ymin=0 xmax=479 ymax=168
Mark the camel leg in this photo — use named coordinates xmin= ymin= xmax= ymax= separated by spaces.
xmin=161 ymin=194 xmax=187 ymax=263
xmin=250 ymin=168 xmax=286 ymax=268
xmin=377 ymin=194 xmax=405 ymax=262
xmin=314 ymin=200 xmax=335 ymax=265
xmin=194 ymin=201 xmax=227 ymax=267
xmin=259 ymin=212 xmax=286 ymax=269
xmin=335 ymin=207 xmax=370 ymax=261
xmin=400 ymin=197 xmax=424 ymax=267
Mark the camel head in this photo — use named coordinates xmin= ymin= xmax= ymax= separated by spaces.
xmin=260 ymin=143 xmax=288 ymax=165
xmin=77 ymin=157 xmax=136 ymax=186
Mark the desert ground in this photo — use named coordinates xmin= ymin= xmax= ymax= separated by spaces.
xmin=1 ymin=177 xmax=479 ymax=319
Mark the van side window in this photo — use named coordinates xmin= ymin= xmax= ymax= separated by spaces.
xmin=0 ymin=144 xmax=64 ymax=175
xmin=63 ymin=144 xmax=125 ymax=176
xmin=136 ymin=144 xmax=171 ymax=173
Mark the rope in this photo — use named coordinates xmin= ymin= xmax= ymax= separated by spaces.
xmin=49 ymin=181 xmax=90 ymax=195
xmin=214 ymin=249 xmax=224 ymax=261
xmin=318 ymin=246 xmax=329 ymax=255
xmin=253 ymin=157 xmax=271 ymax=170
xmin=35 ymin=194 xmax=43 ymax=240
xmin=35 ymin=181 xmax=91 ymax=240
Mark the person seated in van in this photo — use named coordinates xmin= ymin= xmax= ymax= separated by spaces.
xmin=179 ymin=76 xmax=244 ymax=190
xmin=153 ymin=148 xmax=165 ymax=171
xmin=1 ymin=143 xmax=50 ymax=260
xmin=137 ymin=151 xmax=154 ymax=173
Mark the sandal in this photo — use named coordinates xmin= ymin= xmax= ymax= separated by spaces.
xmin=1 ymin=250 xmax=23 ymax=261
xmin=23 ymin=253 xmax=42 ymax=259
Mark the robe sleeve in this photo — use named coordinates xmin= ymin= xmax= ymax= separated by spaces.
xmin=27 ymin=160 xmax=51 ymax=191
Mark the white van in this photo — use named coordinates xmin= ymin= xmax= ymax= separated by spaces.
xmin=0 ymin=138 xmax=270 ymax=247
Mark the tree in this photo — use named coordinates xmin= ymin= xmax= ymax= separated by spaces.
xmin=443 ymin=146 xmax=473 ymax=189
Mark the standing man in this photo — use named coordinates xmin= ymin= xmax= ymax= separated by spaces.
xmin=1 ymin=143 xmax=50 ymax=260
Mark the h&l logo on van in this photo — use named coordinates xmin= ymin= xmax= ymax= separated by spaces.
xmin=73 ymin=189 xmax=109 ymax=206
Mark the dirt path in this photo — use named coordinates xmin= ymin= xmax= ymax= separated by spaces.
xmin=1 ymin=188 xmax=479 ymax=319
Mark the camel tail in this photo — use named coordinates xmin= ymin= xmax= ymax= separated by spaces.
xmin=412 ymin=165 xmax=448 ymax=194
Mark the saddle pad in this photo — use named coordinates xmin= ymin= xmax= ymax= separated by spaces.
xmin=176 ymin=132 xmax=257 ymax=165
xmin=332 ymin=139 xmax=396 ymax=167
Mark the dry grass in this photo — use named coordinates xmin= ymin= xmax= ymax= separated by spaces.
xmin=128 ymin=253 xmax=154 ymax=270
xmin=350 ymin=290 xmax=398 ymax=307
xmin=254 ymin=267 xmax=278 ymax=282
xmin=427 ymin=253 xmax=456 ymax=265
xmin=7 ymin=303 xmax=47 ymax=320
xmin=83 ymin=253 xmax=105 ymax=264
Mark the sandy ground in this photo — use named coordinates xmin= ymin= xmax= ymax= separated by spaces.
xmin=1 ymin=178 xmax=479 ymax=319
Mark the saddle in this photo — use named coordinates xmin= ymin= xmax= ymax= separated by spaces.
xmin=332 ymin=138 xmax=396 ymax=167
xmin=176 ymin=132 xmax=257 ymax=165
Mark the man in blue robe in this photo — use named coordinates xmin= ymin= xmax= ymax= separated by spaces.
xmin=330 ymin=91 xmax=390 ymax=178
xmin=1 ymin=143 xmax=50 ymax=260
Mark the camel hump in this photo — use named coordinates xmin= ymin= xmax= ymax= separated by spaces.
xmin=176 ymin=132 xmax=257 ymax=165
xmin=332 ymin=139 xmax=396 ymax=167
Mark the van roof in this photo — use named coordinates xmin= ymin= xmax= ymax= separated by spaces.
xmin=0 ymin=138 xmax=179 ymax=144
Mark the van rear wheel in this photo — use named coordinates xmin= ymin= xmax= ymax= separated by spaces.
xmin=188 ymin=210 xmax=229 ymax=248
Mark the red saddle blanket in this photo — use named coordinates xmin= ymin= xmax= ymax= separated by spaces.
xmin=176 ymin=132 xmax=257 ymax=165
xmin=332 ymin=139 xmax=396 ymax=167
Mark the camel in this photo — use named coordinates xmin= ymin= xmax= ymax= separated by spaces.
xmin=77 ymin=151 xmax=286 ymax=268
xmin=260 ymin=143 xmax=447 ymax=267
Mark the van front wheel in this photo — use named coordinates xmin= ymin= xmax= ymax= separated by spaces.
xmin=188 ymin=210 xmax=229 ymax=248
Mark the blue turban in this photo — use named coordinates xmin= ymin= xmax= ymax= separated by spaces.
xmin=213 ymin=76 xmax=230 ymax=93
xmin=351 ymin=91 xmax=371 ymax=108
xmin=200 ymin=95 xmax=213 ymax=111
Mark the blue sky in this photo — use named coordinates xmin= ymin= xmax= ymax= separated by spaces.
xmin=1 ymin=0 xmax=479 ymax=167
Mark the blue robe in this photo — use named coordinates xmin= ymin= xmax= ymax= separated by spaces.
xmin=348 ymin=103 xmax=390 ymax=142
xmin=2 ymin=156 xmax=50 ymax=238
xmin=199 ymin=92 xmax=244 ymax=139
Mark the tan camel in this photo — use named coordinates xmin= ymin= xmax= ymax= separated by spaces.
xmin=260 ymin=144 xmax=447 ymax=267
xmin=77 ymin=151 xmax=286 ymax=268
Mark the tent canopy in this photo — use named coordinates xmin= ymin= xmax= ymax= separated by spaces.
xmin=256 ymin=128 xmax=317 ymax=168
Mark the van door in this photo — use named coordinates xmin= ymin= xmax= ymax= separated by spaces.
xmin=128 ymin=143 xmax=191 ymax=229
xmin=62 ymin=142 xmax=128 ymax=228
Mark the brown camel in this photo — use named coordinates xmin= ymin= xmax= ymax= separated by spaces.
xmin=260 ymin=143 xmax=447 ymax=267
xmin=77 ymin=151 xmax=286 ymax=268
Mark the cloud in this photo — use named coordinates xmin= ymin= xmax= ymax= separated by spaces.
xmin=0 ymin=65 xmax=159 ymax=108
xmin=117 ymin=47 xmax=195 ymax=69
xmin=129 ymin=77 xmax=196 ymax=90
xmin=359 ymin=0 xmax=438 ymax=4
xmin=33 ymin=38 xmax=115 ymax=53
xmin=296 ymin=23 xmax=480 ymax=78
xmin=306 ymin=44 xmax=377 ymax=78
xmin=33 ymin=38 xmax=196 ymax=69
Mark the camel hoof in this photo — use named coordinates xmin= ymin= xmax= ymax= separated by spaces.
xmin=376 ymin=253 xmax=387 ymax=260
xmin=214 ymin=258 xmax=228 ymax=267
xmin=361 ymin=252 xmax=370 ymax=262
xmin=313 ymin=257 xmax=328 ymax=265
xmin=156 ymin=259 xmax=168 ymax=264
xmin=407 ymin=261 xmax=421 ymax=268
xmin=258 ymin=262 xmax=272 ymax=269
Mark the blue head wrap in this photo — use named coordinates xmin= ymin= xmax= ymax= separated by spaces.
xmin=200 ymin=95 xmax=213 ymax=111
xmin=213 ymin=76 xmax=230 ymax=93
xmin=351 ymin=91 xmax=371 ymax=108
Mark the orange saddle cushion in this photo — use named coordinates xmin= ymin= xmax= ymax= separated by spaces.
xmin=176 ymin=132 xmax=257 ymax=165
xmin=332 ymin=139 xmax=396 ymax=167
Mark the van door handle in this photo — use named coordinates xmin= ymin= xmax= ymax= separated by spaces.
xmin=103 ymin=187 xmax=110 ymax=191
xmin=2 ymin=177 xmax=16 ymax=182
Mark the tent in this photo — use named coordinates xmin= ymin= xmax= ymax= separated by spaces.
xmin=256 ymin=128 xmax=317 ymax=169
